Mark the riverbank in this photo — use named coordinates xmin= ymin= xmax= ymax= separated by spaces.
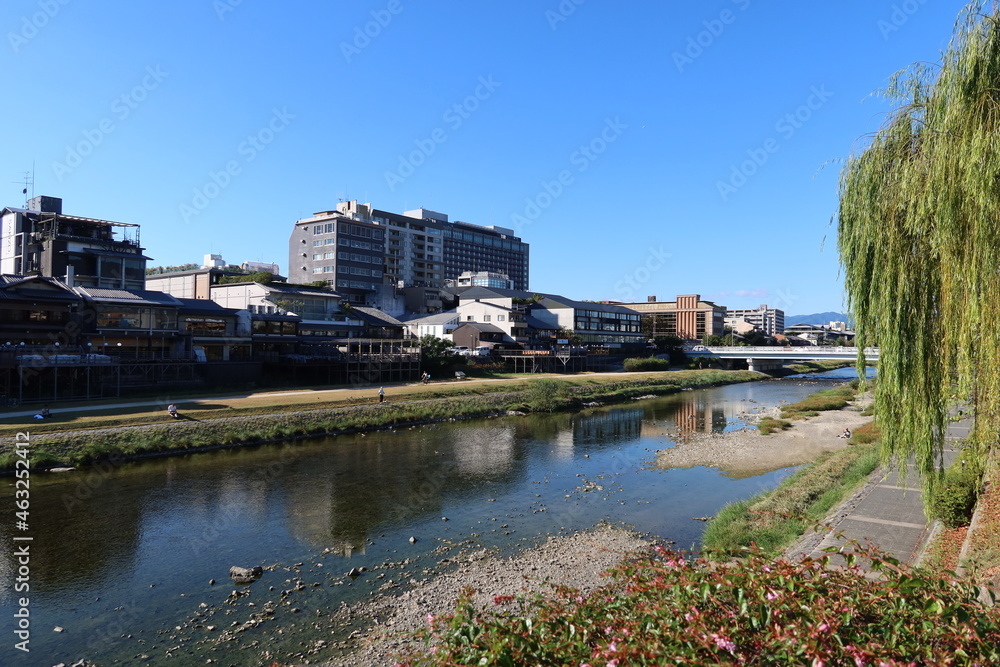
xmin=0 ymin=369 xmax=761 ymax=471
xmin=323 ymin=523 xmax=651 ymax=667
xmin=656 ymin=399 xmax=872 ymax=478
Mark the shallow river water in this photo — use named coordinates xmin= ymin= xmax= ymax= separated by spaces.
xmin=0 ymin=368 xmax=867 ymax=666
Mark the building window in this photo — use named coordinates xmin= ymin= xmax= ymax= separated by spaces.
xmin=483 ymin=315 xmax=491 ymax=322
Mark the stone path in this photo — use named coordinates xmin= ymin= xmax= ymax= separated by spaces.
xmin=789 ymin=416 xmax=971 ymax=567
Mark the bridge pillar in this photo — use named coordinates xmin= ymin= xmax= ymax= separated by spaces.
xmin=747 ymin=358 xmax=782 ymax=372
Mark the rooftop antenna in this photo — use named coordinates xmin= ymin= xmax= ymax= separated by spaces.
xmin=12 ymin=166 xmax=34 ymax=208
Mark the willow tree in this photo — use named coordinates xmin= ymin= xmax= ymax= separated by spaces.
xmin=838 ymin=0 xmax=1000 ymax=481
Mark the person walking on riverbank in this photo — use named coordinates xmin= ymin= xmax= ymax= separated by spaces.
xmin=378 ymin=387 xmax=385 ymax=403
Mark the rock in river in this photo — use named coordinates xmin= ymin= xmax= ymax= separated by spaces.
xmin=229 ymin=566 xmax=263 ymax=584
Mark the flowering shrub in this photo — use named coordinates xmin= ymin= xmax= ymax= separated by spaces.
xmin=399 ymin=544 xmax=1000 ymax=666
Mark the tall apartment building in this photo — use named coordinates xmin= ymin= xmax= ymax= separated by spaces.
xmin=1 ymin=196 xmax=148 ymax=290
xmin=287 ymin=202 xmax=387 ymax=305
xmin=288 ymin=200 xmax=530 ymax=312
xmin=402 ymin=208 xmax=529 ymax=291
xmin=370 ymin=207 xmax=446 ymax=313
xmin=725 ymin=303 xmax=784 ymax=336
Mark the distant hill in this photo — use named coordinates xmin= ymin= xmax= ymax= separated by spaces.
xmin=784 ymin=312 xmax=850 ymax=327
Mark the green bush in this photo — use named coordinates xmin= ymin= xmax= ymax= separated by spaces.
xmin=622 ymin=356 xmax=670 ymax=372
xmin=929 ymin=459 xmax=982 ymax=528
xmin=757 ymin=416 xmax=791 ymax=434
xmin=523 ymin=378 xmax=570 ymax=413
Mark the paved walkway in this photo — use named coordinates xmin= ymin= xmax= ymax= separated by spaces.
xmin=790 ymin=416 xmax=971 ymax=567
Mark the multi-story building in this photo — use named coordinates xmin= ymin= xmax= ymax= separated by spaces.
xmin=617 ymin=294 xmax=727 ymax=341
xmin=531 ymin=295 xmax=643 ymax=347
xmin=454 ymin=286 xmax=529 ymax=345
xmin=448 ymin=286 xmax=642 ymax=349
xmin=288 ymin=201 xmax=530 ymax=312
xmin=725 ymin=303 xmax=784 ymax=336
xmin=409 ymin=208 xmax=528 ymax=291
xmin=372 ymin=206 xmax=445 ymax=314
xmin=287 ymin=202 xmax=387 ymax=305
xmin=1 ymin=196 xmax=148 ymax=291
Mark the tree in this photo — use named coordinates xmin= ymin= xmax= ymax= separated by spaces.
xmin=838 ymin=0 xmax=1000 ymax=482
xmin=741 ymin=330 xmax=769 ymax=347
xmin=418 ymin=335 xmax=461 ymax=374
xmin=217 ymin=271 xmax=273 ymax=285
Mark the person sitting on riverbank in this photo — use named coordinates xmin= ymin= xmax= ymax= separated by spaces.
xmin=839 ymin=428 xmax=851 ymax=439
xmin=167 ymin=404 xmax=179 ymax=419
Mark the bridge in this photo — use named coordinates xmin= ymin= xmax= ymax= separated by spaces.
xmin=685 ymin=346 xmax=879 ymax=372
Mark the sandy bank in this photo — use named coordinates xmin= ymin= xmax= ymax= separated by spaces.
xmin=656 ymin=399 xmax=873 ymax=478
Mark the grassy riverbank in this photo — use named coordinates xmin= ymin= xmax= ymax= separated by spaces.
xmin=0 ymin=369 xmax=759 ymax=471
xmin=703 ymin=382 xmax=877 ymax=555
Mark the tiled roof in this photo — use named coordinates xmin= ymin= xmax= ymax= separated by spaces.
xmin=352 ymin=307 xmax=403 ymax=327
xmin=74 ymin=286 xmax=183 ymax=306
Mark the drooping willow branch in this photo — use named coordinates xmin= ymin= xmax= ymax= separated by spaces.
xmin=838 ymin=0 xmax=1000 ymax=484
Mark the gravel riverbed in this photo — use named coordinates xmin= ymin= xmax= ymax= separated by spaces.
xmin=322 ymin=523 xmax=651 ymax=666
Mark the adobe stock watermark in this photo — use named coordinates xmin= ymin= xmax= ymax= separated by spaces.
xmin=213 ymin=0 xmax=243 ymax=20
xmin=384 ymin=75 xmax=501 ymax=192
xmin=877 ymin=0 xmax=929 ymax=40
xmin=8 ymin=0 xmax=72 ymax=54
xmin=341 ymin=0 xmax=403 ymax=63
xmin=510 ymin=116 xmax=627 ymax=233
xmin=179 ymin=107 xmax=295 ymax=223
xmin=613 ymin=245 xmax=671 ymax=302
xmin=716 ymin=84 xmax=834 ymax=202
xmin=673 ymin=0 xmax=751 ymax=73
xmin=546 ymin=0 xmax=585 ymax=30
xmin=51 ymin=66 xmax=168 ymax=182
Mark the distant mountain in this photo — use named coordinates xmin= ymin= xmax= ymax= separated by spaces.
xmin=784 ymin=312 xmax=850 ymax=327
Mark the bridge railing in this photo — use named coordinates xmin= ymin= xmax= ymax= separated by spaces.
xmin=692 ymin=346 xmax=878 ymax=358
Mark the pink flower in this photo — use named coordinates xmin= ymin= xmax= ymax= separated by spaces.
xmin=608 ymin=641 xmax=618 ymax=652
xmin=766 ymin=590 xmax=780 ymax=601
xmin=818 ymin=623 xmax=830 ymax=633
xmin=426 ymin=613 xmax=435 ymax=628
xmin=711 ymin=633 xmax=736 ymax=653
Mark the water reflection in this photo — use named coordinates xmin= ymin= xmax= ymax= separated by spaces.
xmin=573 ymin=407 xmax=644 ymax=445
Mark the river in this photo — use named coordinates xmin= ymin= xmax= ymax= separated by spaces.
xmin=0 ymin=367 xmax=870 ymax=666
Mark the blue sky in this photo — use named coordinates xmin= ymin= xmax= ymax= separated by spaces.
xmin=1 ymin=0 xmax=972 ymax=314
